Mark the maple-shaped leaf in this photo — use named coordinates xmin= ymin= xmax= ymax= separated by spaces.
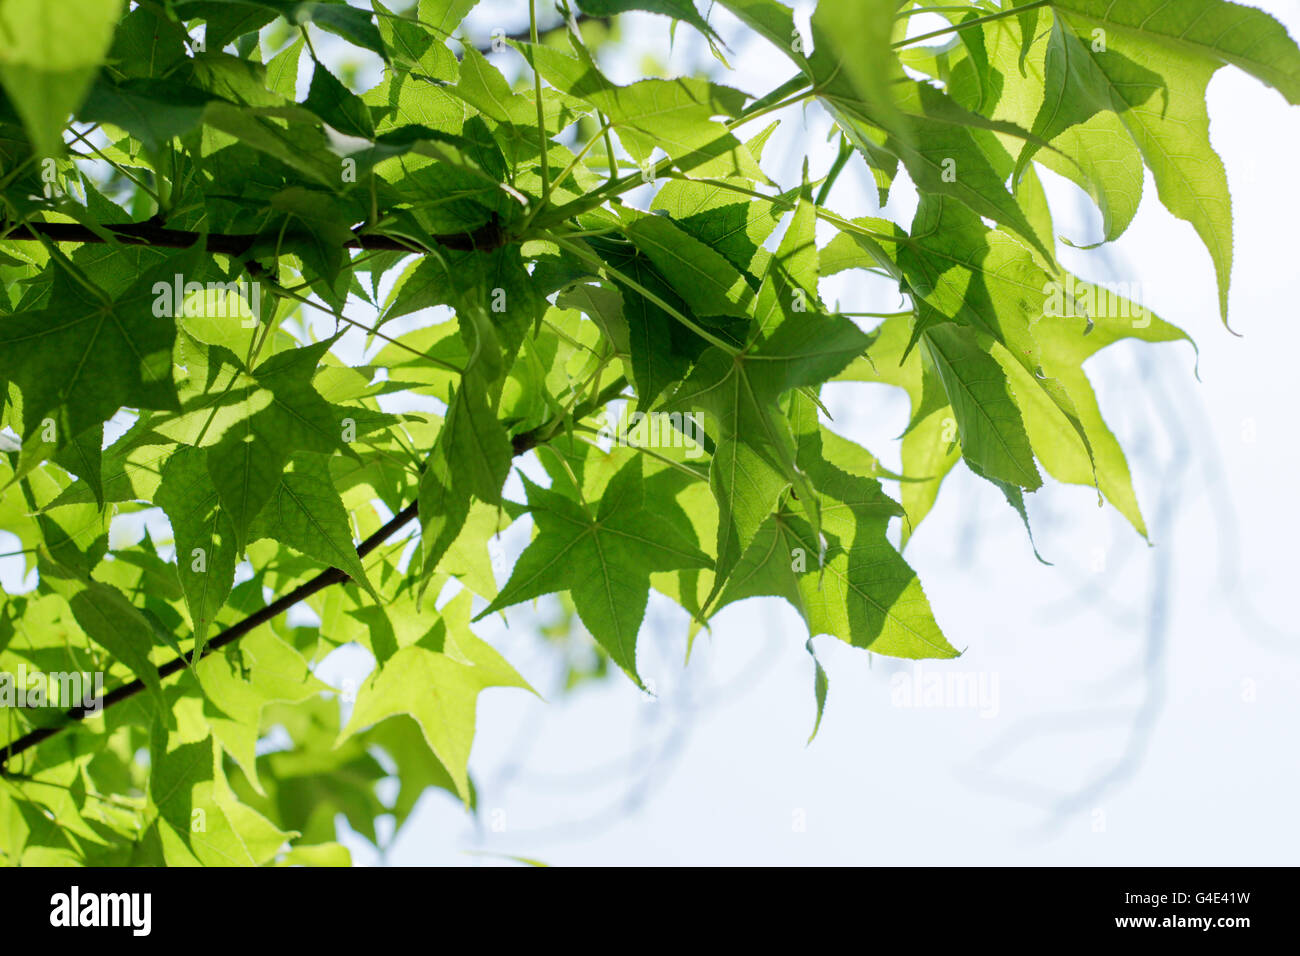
xmin=475 ymin=457 xmax=711 ymax=684
xmin=247 ymin=452 xmax=378 ymax=599
xmin=206 ymin=337 xmax=353 ymax=548
xmin=0 ymin=245 xmax=200 ymax=448
xmin=669 ymin=198 xmax=871 ymax=604
xmin=416 ymin=314 xmax=514 ymax=589
xmin=1021 ymin=16 xmax=1235 ymax=321
xmin=715 ymin=395 xmax=956 ymax=660
xmin=191 ymin=628 xmax=332 ymax=795
xmin=148 ymin=731 xmax=291 ymax=866
xmin=156 ymin=445 xmax=238 ymax=655
xmin=921 ymin=322 xmax=1042 ymax=492
xmin=340 ymin=590 xmax=533 ymax=801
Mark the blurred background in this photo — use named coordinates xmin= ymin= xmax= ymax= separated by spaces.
xmin=8 ymin=0 xmax=1299 ymax=865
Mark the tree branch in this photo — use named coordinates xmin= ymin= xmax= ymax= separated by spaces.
xmin=0 ymin=375 xmax=629 ymax=776
xmin=2 ymin=217 xmax=509 ymax=255
xmin=0 ymin=502 xmax=416 ymax=776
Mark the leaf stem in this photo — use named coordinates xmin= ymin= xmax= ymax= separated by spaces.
xmin=892 ymin=0 xmax=1050 ymax=48
xmin=66 ymin=125 xmax=163 ymax=207
xmin=813 ymin=134 xmax=854 ymax=207
xmin=551 ymin=235 xmax=741 ymax=355
xmin=266 ymin=280 xmax=465 ymax=374
xmin=530 ymin=0 xmax=551 ymax=205
xmin=520 ymin=117 xmax=613 ymax=235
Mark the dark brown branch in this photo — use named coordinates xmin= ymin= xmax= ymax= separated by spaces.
xmin=0 ymin=376 xmax=628 ymax=776
xmin=0 ymin=15 xmax=617 ymax=260
xmin=0 ymin=502 xmax=417 ymax=775
xmin=2 ymin=217 xmax=508 ymax=255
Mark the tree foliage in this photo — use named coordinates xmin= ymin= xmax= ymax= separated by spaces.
xmin=0 ymin=0 xmax=1294 ymax=865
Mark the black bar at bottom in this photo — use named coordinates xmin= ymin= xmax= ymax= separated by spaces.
xmin=0 ymin=865 xmax=1288 ymax=942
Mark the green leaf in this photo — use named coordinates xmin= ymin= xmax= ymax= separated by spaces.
xmin=649 ymin=146 xmax=789 ymax=272
xmin=108 ymin=2 xmax=190 ymax=81
xmin=1023 ymin=15 xmax=1234 ymax=321
xmin=0 ymin=0 xmax=125 ymax=157
xmin=417 ymin=325 xmax=513 ymax=586
xmin=418 ymin=0 xmax=480 ymax=38
xmin=838 ymin=78 xmax=1055 ymax=264
xmin=476 ymin=457 xmax=710 ymax=684
xmin=996 ymin=283 xmax=1196 ymax=538
xmin=715 ymin=397 xmax=956 ymax=660
xmin=573 ymin=0 xmax=722 ymax=43
xmin=921 ymin=323 xmax=1041 ymax=491
xmin=835 ymin=314 xmax=961 ymax=545
xmin=258 ymin=0 xmax=386 ymax=58
xmin=305 ymin=59 xmax=375 ymax=139
xmin=206 ymin=338 xmax=352 ymax=549
xmin=340 ymin=591 xmax=532 ymax=801
xmin=38 ymin=557 xmax=168 ymax=713
xmin=811 ymin=0 xmax=902 ymax=141
xmin=247 ymin=452 xmax=377 ymax=599
xmin=669 ymin=200 xmax=870 ymax=601
xmin=79 ymin=78 xmax=211 ymax=153
xmin=522 ymin=42 xmax=766 ymax=181
xmin=805 ymin=638 xmax=829 ymax=744
xmin=620 ymin=208 xmax=755 ymax=319
xmin=157 ymin=445 xmax=238 ymax=653
xmin=581 ymin=239 xmax=699 ymax=409
xmin=195 ymin=628 xmax=331 ymax=791
xmin=1049 ymin=0 xmax=1300 ymax=104
xmin=721 ymin=0 xmax=1054 ymax=261
xmin=976 ymin=16 xmax=1140 ymax=245
xmin=897 ymin=195 xmax=1095 ymax=467
xmin=149 ymin=731 xmax=291 ymax=866
xmin=375 ymin=0 xmax=458 ymax=82
xmin=0 ymin=245 xmax=197 ymax=448
xmin=51 ymin=423 xmax=104 ymax=509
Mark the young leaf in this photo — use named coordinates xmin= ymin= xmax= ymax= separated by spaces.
xmin=476 ymin=457 xmax=711 ymax=685
xmin=339 ymin=591 xmax=534 ymax=802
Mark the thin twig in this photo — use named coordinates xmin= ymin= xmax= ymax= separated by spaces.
xmin=0 ymin=381 xmax=624 ymax=775
xmin=2 ymin=217 xmax=509 ymax=255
